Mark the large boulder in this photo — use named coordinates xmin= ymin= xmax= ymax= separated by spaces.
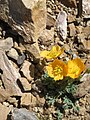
xmin=0 ymin=0 xmax=46 ymax=43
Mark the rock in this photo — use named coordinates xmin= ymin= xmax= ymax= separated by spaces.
xmin=7 ymin=97 xmax=18 ymax=107
xmin=60 ymin=0 xmax=77 ymax=8
xmin=7 ymin=48 xmax=19 ymax=61
xmin=0 ymin=37 xmax=13 ymax=52
xmin=13 ymin=41 xmax=19 ymax=49
xmin=76 ymin=26 xmax=83 ymax=34
xmin=0 ymin=50 xmax=22 ymax=96
xmin=38 ymin=28 xmax=54 ymax=46
xmin=81 ymin=39 xmax=90 ymax=50
xmin=10 ymin=60 xmax=19 ymax=70
xmin=0 ymin=88 xmax=11 ymax=102
xmin=68 ymin=14 xmax=75 ymax=23
xmin=0 ymin=103 xmax=10 ymax=120
xmin=20 ymin=60 xmax=35 ymax=81
xmin=30 ymin=0 xmax=46 ymax=41
xmin=17 ymin=52 xmax=26 ymax=65
xmin=21 ymin=93 xmax=37 ymax=106
xmin=11 ymin=108 xmax=38 ymax=120
xmin=68 ymin=23 xmax=76 ymax=37
xmin=25 ymin=43 xmax=40 ymax=63
xmin=0 ymin=0 xmax=46 ymax=43
xmin=3 ymin=101 xmax=10 ymax=107
xmin=19 ymin=77 xmax=31 ymax=91
xmin=0 ymin=51 xmax=20 ymax=82
xmin=56 ymin=10 xmax=67 ymax=40
xmin=82 ymin=0 xmax=90 ymax=18
xmin=46 ymin=13 xmax=55 ymax=28
xmin=47 ymin=7 xmax=52 ymax=14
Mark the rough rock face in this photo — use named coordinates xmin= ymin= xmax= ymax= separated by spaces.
xmin=0 ymin=37 xmax=22 ymax=97
xmin=0 ymin=50 xmax=22 ymax=96
xmin=0 ymin=0 xmax=46 ymax=43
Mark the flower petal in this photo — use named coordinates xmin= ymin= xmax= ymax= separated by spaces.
xmin=54 ymin=74 xmax=63 ymax=81
xmin=67 ymin=58 xmax=85 ymax=78
xmin=40 ymin=45 xmax=64 ymax=59
xmin=40 ymin=50 xmax=49 ymax=58
xmin=46 ymin=59 xmax=67 ymax=80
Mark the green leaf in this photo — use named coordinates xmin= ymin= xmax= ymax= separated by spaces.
xmin=56 ymin=110 xmax=63 ymax=120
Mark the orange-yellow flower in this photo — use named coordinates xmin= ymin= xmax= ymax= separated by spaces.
xmin=40 ymin=45 xmax=64 ymax=59
xmin=46 ymin=59 xmax=67 ymax=81
xmin=67 ymin=58 xmax=85 ymax=79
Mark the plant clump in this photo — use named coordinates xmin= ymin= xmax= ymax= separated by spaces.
xmin=40 ymin=45 xmax=86 ymax=119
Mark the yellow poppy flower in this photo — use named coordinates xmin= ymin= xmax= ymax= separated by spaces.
xmin=46 ymin=59 xmax=67 ymax=81
xmin=40 ymin=45 xmax=64 ymax=59
xmin=67 ymin=58 xmax=85 ymax=79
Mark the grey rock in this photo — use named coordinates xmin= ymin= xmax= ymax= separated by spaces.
xmin=17 ymin=53 xmax=25 ymax=65
xmin=12 ymin=108 xmax=38 ymax=120
xmin=56 ymin=10 xmax=67 ymax=40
